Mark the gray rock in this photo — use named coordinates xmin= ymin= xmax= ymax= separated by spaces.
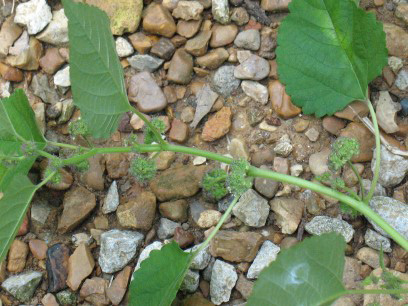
xmin=212 ymin=65 xmax=241 ymax=96
xmin=203 ymin=257 xmax=215 ymax=281
xmin=54 ymin=66 xmax=70 ymax=87
xmin=212 ymin=0 xmax=230 ymax=24
xmin=371 ymin=145 xmax=408 ymax=187
xmin=31 ymin=73 xmax=59 ymax=104
xmin=31 ymin=198 xmax=52 ymax=225
xmin=232 ymin=189 xmax=269 ymax=227
xmin=14 ymin=0 xmax=52 ymax=35
xmin=36 ymin=9 xmax=68 ymax=45
xmin=128 ymin=71 xmax=168 ymax=113
xmin=115 ymin=37 xmax=134 ymax=58
xmin=247 ymin=241 xmax=280 ymax=279
xmin=102 ymin=181 xmax=120 ymax=214
xmin=305 ymin=216 xmax=355 ymax=243
xmin=127 ymin=54 xmax=164 ymax=72
xmin=157 ymin=218 xmax=180 ymax=240
xmin=186 ymin=243 xmax=211 ymax=270
xmin=395 ymin=68 xmax=408 ymax=90
xmin=273 ymin=134 xmax=293 ymax=157
xmin=241 ymin=80 xmax=268 ymax=104
xmin=56 ymin=290 xmax=77 ymax=305
xmin=234 ymin=54 xmax=269 ymax=80
xmin=369 ymin=196 xmax=408 ymax=240
xmin=364 ymin=229 xmax=392 ymax=253
xmin=309 ymin=148 xmax=331 ymax=176
xmin=98 ymin=229 xmax=144 ymax=273
xmin=270 ymin=198 xmax=304 ymax=234
xmin=180 ymin=269 xmax=200 ymax=293
xmin=234 ymin=29 xmax=261 ymax=50
xmin=254 ymin=166 xmax=279 ymax=199
xmin=134 ymin=241 xmax=163 ymax=271
xmin=1 ymin=271 xmax=42 ymax=302
xmin=57 ymin=99 xmax=74 ymax=124
xmin=361 ymin=179 xmax=387 ymax=198
xmin=210 ymin=260 xmax=238 ymax=305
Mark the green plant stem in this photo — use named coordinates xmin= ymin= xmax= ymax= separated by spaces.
xmin=366 ymin=99 xmax=381 ymax=203
xmin=342 ymin=186 xmax=361 ymax=201
xmin=37 ymin=150 xmax=59 ymax=161
xmin=36 ymin=170 xmax=57 ymax=189
xmin=348 ymin=161 xmax=364 ymax=201
xmin=317 ymin=288 xmax=408 ymax=306
xmin=194 ymin=196 xmax=240 ymax=256
xmin=129 ymin=107 xmax=167 ymax=147
xmin=47 ymin=141 xmax=85 ymax=150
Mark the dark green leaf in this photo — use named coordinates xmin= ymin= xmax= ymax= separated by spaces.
xmin=130 ymin=242 xmax=194 ymax=306
xmin=63 ymin=0 xmax=131 ymax=139
xmin=247 ymin=233 xmax=346 ymax=306
xmin=0 ymin=174 xmax=37 ymax=262
xmin=276 ymin=0 xmax=387 ymax=116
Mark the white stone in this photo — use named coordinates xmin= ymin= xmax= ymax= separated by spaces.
xmin=134 ymin=241 xmax=163 ymax=271
xmin=375 ymin=91 xmax=401 ymax=134
xmin=259 ymin=120 xmax=277 ymax=132
xmin=180 ymin=269 xmax=200 ymax=292
xmin=210 ymin=260 xmax=238 ymax=305
xmin=290 ymin=164 xmax=303 ymax=177
xmin=102 ymin=181 xmax=120 ymax=214
xmin=273 ymin=134 xmax=293 ymax=157
xmin=72 ymin=233 xmax=93 ymax=247
xmin=247 ymin=241 xmax=280 ymax=279
xmin=54 ymin=66 xmax=70 ymax=87
xmin=395 ymin=69 xmax=408 ymax=90
xmin=14 ymin=0 xmax=52 ymax=35
xmin=233 ymin=189 xmax=269 ymax=227
xmin=157 ymin=218 xmax=180 ymax=239
xmin=115 ymin=37 xmax=134 ymax=57
xmin=186 ymin=243 xmax=212 ymax=270
xmin=388 ymin=56 xmax=403 ymax=73
xmin=0 ymin=80 xmax=11 ymax=98
xmin=37 ymin=9 xmax=68 ymax=45
xmin=241 ymin=80 xmax=268 ymax=104
xmin=212 ymin=0 xmax=229 ymax=24
xmin=193 ymin=156 xmax=207 ymax=165
xmin=197 ymin=210 xmax=222 ymax=228
xmin=234 ymin=54 xmax=270 ymax=81
xmin=305 ymin=216 xmax=355 ymax=243
xmin=8 ymin=31 xmax=29 ymax=56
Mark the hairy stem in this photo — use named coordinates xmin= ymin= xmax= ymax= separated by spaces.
xmin=36 ymin=170 xmax=58 ymax=189
xmin=366 ymin=99 xmax=381 ymax=203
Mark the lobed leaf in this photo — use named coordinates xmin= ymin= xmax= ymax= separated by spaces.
xmin=63 ymin=0 xmax=131 ymax=139
xmin=276 ymin=0 xmax=387 ymax=117
xmin=247 ymin=233 xmax=346 ymax=306
xmin=129 ymin=241 xmax=193 ymax=306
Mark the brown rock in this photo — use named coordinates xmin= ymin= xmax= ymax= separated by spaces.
xmin=169 ymin=118 xmax=189 ymax=143
xmin=383 ymin=23 xmax=408 ymax=59
xmin=209 ymin=230 xmax=263 ymax=262
xmin=236 ymin=274 xmax=254 ymax=300
xmin=0 ymin=62 xmax=23 ymax=82
xmin=269 ymin=80 xmax=301 ymax=119
xmin=67 ymin=243 xmax=95 ymax=291
xmin=128 ymin=32 xmax=152 ymax=54
xmin=41 ymin=293 xmax=59 ymax=306
xmin=334 ymin=100 xmax=369 ymax=121
xmin=7 ymin=240 xmax=28 ymax=273
xmin=167 ymin=48 xmax=193 ymax=84
xmin=163 ymin=86 xmax=178 ymax=103
xmin=46 ymin=243 xmax=70 ymax=292
xmin=156 ymin=151 xmax=176 ymax=170
xmin=143 ymin=3 xmax=177 ymax=38
xmin=29 ymin=239 xmax=48 ymax=260
xmin=94 ymin=215 xmax=109 ymax=230
xmin=105 ymin=153 xmax=129 ymax=178
xmin=339 ymin=122 xmax=375 ymax=162
xmin=177 ymin=19 xmax=202 ymax=38
xmin=80 ymin=277 xmax=110 ymax=306
xmin=17 ymin=214 xmax=29 ymax=236
xmin=322 ymin=116 xmax=346 ymax=136
xmin=261 ymin=0 xmax=291 ymax=11
xmin=150 ymin=38 xmax=176 ymax=60
xmin=185 ymin=30 xmax=212 ymax=56
xmin=106 ymin=266 xmax=132 ymax=305
xmin=6 ymin=37 xmax=42 ymax=70
xmin=196 ymin=48 xmax=229 ymax=70
xmin=174 ymin=227 xmax=195 ymax=248
xmin=46 ymin=168 xmax=73 ymax=191
xmin=210 ymin=24 xmax=239 ymax=48
xmin=182 ymin=293 xmax=214 ymax=306
xmin=201 ymin=107 xmax=232 ymax=141
xmin=172 ymin=1 xmax=204 ymax=20
xmin=150 ymin=165 xmax=208 ymax=201
xmin=0 ymin=16 xmax=23 ymax=58
xmin=58 ymin=186 xmax=97 ymax=233
xmin=0 ymin=261 xmax=6 ymax=282
xmin=39 ymin=48 xmax=66 ymax=74
xmin=117 ymin=191 xmax=157 ymax=230
xmin=81 ymin=155 xmax=105 ymax=191
xmin=270 ymin=198 xmax=304 ymax=234
xmin=356 ymin=247 xmax=390 ymax=269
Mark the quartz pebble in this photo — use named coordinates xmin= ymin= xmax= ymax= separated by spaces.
xmin=115 ymin=37 xmax=134 ymax=57
xmin=233 ymin=189 xmax=269 ymax=227
xmin=241 ymin=80 xmax=268 ymax=104
xmin=364 ymin=229 xmax=392 ymax=253
xmin=102 ymin=181 xmax=120 ymax=214
xmin=210 ymin=260 xmax=238 ymax=305
xmin=305 ymin=216 xmax=355 ymax=243
xmin=14 ymin=0 xmax=52 ymax=35
xmin=247 ymin=241 xmax=280 ymax=279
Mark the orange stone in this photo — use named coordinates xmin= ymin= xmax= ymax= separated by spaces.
xmin=268 ymin=80 xmax=301 ymax=119
xmin=201 ymin=107 xmax=232 ymax=141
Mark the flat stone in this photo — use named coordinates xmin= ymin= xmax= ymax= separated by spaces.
xmin=67 ymin=244 xmax=95 ymax=291
xmin=31 ymin=198 xmax=52 ymax=225
xmin=115 ymin=37 xmax=134 ymax=57
xmin=134 ymin=241 xmax=163 ymax=271
xmin=172 ymin=1 xmax=204 ymax=20
xmin=201 ymin=107 xmax=232 ymax=141
xmin=364 ymin=229 xmax=392 ymax=253
xmin=369 ymin=196 xmax=408 ymax=240
xmin=128 ymin=71 xmax=167 ymax=112
xmin=180 ymin=269 xmax=200 ymax=293
xmin=117 ymin=191 xmax=157 ymax=231
xmin=177 ymin=19 xmax=202 ymax=38
xmin=102 ymin=181 xmax=120 ymax=214
xmin=0 ymin=16 xmax=23 ymax=58
xmin=79 ymin=277 xmax=109 ymax=305
xmin=1 ymin=271 xmax=42 ymax=302
xmin=167 ymin=48 xmax=194 ymax=84
xmin=269 ymin=80 xmax=301 ymax=119
xmin=29 ymin=239 xmax=48 ymax=260
xmin=14 ymin=0 xmax=52 ymax=35
xmin=186 ymin=244 xmax=212 ymax=270
xmin=211 ymin=65 xmax=241 ymax=96
xmin=36 ymin=9 xmax=68 ymax=45
xmin=185 ymin=30 xmax=212 ymax=56
xmin=241 ymin=80 xmax=268 ymax=104
xmin=234 ymin=54 xmax=269 ymax=80
xmin=127 ymin=54 xmax=164 ymax=72
xmin=58 ymin=186 xmax=96 ymax=233
xmin=46 ymin=244 xmax=70 ymax=292
xmin=228 ymin=138 xmax=249 ymax=159
xmin=305 ymin=216 xmax=355 ymax=243
xmin=150 ymin=38 xmax=175 ymax=60
xmin=106 ymin=266 xmax=132 ymax=305
xmin=210 ymin=24 xmax=238 ymax=48
xmin=234 ymin=29 xmax=260 ymax=50
xmin=334 ymin=100 xmax=369 ymax=121
xmin=98 ymin=229 xmax=144 ymax=273
xmin=270 ymin=198 xmax=304 ymax=234
xmin=231 ymin=7 xmax=250 ymax=26
xmin=261 ymin=0 xmax=291 ymax=11
xmin=196 ymin=48 xmax=229 ymax=70
xmin=233 ymin=189 xmax=269 ymax=227
xmin=7 ymin=240 xmax=28 ymax=273
xmin=322 ymin=116 xmax=346 ymax=136
xmin=356 ymin=247 xmax=389 ymax=269
xmin=81 ymin=155 xmax=105 ymax=191
xmin=143 ymin=3 xmax=176 ymax=38
xmin=247 ymin=241 xmax=280 ymax=279
xmin=212 ymin=0 xmax=230 ymax=24
xmin=210 ymin=230 xmax=263 ymax=262
xmin=274 ymin=134 xmax=293 ymax=157
xmin=150 ymin=165 xmax=207 ymax=201
xmin=210 ymin=260 xmax=237 ymax=305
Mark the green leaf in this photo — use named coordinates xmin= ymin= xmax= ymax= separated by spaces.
xmin=130 ymin=242 xmax=194 ymax=306
xmin=0 ymin=173 xmax=37 ymax=262
xmin=247 ymin=233 xmax=346 ymax=306
xmin=62 ymin=0 xmax=131 ymax=139
xmin=276 ymin=0 xmax=387 ymax=117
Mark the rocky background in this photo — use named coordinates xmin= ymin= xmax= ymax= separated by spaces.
xmin=0 ymin=0 xmax=408 ymax=305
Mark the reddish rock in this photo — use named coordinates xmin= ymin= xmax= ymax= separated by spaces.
xmin=0 ymin=62 xmax=23 ymax=82
xmin=106 ymin=266 xmax=133 ymax=305
xmin=269 ymin=80 xmax=301 ymax=119
xmin=105 ymin=153 xmax=129 ymax=179
xmin=7 ymin=240 xmax=28 ymax=273
xmin=41 ymin=293 xmax=59 ymax=306
xmin=80 ymin=277 xmax=110 ymax=306
xmin=46 ymin=243 xmax=70 ymax=292
xmin=0 ymin=261 xmax=6 ymax=282
xmin=17 ymin=214 xmax=29 ymax=236
xmin=201 ymin=107 xmax=232 ymax=141
xmin=322 ymin=116 xmax=346 ymax=136
xmin=334 ymin=100 xmax=369 ymax=121
xmin=169 ymin=118 xmax=189 ymax=143
xmin=67 ymin=244 xmax=95 ymax=291
xmin=173 ymin=227 xmax=195 ymax=248
xmin=29 ymin=239 xmax=48 ymax=260
xmin=39 ymin=48 xmax=66 ymax=74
